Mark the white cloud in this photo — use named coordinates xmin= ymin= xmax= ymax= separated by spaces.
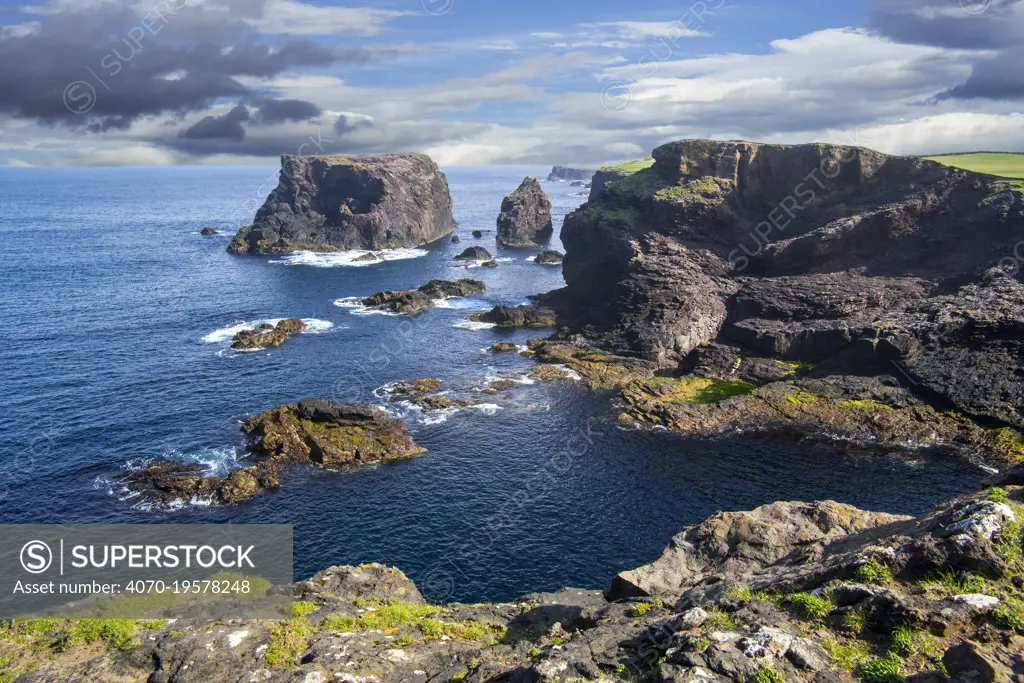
xmin=244 ymin=0 xmax=411 ymax=36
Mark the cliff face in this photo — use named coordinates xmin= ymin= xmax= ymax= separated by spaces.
xmin=547 ymin=166 xmax=595 ymax=182
xmin=228 ymin=153 xmax=455 ymax=255
xmin=548 ymin=140 xmax=1024 ymax=428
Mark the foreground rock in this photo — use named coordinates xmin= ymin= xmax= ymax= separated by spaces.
xmin=497 ymin=177 xmax=553 ymax=247
xmin=123 ymin=401 xmax=425 ymax=504
xmin=539 ymin=139 xmax=1024 ymax=452
xmin=470 ymin=304 xmax=557 ymax=328
xmin=228 ymin=153 xmax=455 ymax=255
xmin=16 ymin=479 xmax=1024 ymax=682
xmin=352 ymin=279 xmax=486 ymax=315
xmin=547 ymin=165 xmax=595 ymax=182
xmin=231 ymin=318 xmax=307 ymax=350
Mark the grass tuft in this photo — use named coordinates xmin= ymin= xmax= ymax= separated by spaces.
xmin=789 ymin=592 xmax=834 ymax=619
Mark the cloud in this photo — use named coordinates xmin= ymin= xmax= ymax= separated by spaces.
xmin=243 ymin=0 xmax=413 ymax=36
xmin=253 ymin=97 xmax=322 ymax=124
xmin=179 ymin=102 xmax=250 ymax=140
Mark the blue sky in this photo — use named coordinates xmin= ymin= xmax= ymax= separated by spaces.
xmin=0 ymin=0 xmax=1020 ymax=165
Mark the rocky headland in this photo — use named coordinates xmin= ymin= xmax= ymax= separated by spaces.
xmin=548 ymin=166 xmax=596 ymax=182
xmin=12 ymin=471 xmax=1024 ymax=682
xmin=497 ymin=177 xmax=554 ymax=247
xmin=521 ymin=139 xmax=1024 ymax=467
xmin=228 ymin=153 xmax=455 ymax=255
xmin=123 ymin=400 xmax=425 ymax=504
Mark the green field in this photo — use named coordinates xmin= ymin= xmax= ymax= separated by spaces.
xmin=602 ymin=157 xmax=654 ymax=174
xmin=924 ymin=152 xmax=1024 ymax=191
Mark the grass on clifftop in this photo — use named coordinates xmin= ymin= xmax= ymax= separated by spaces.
xmin=924 ymin=152 xmax=1024 ymax=192
xmin=601 ymin=157 xmax=654 ymax=174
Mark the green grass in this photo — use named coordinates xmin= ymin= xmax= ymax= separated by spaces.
xmin=630 ymin=599 xmax=663 ymax=617
xmin=319 ymin=599 xmax=440 ymax=632
xmin=602 ymin=157 xmax=655 ymax=174
xmin=823 ymin=637 xmax=872 ymax=671
xmin=888 ymin=624 xmax=918 ymax=657
xmin=855 ymin=653 xmax=904 ymax=683
xmin=749 ymin=666 xmax=784 ymax=683
xmin=789 ymin=592 xmax=834 ymax=619
xmin=992 ymin=596 xmax=1024 ymax=633
xmin=701 ymin=608 xmax=741 ymax=632
xmin=853 ymin=559 xmax=892 ymax=584
xmin=842 ymin=609 xmax=868 ymax=634
xmin=291 ymin=601 xmax=319 ymax=618
xmin=987 ymin=487 xmax=1011 ymax=504
xmin=920 ymin=569 xmax=988 ymax=596
xmin=924 ymin=153 xmax=1024 ymax=192
xmin=416 ymin=618 xmax=506 ymax=643
xmin=264 ymin=619 xmax=314 ymax=667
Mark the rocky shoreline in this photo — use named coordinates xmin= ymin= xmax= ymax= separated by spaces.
xmin=9 ymin=470 xmax=1024 ymax=682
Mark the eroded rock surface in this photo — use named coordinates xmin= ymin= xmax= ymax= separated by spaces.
xmin=497 ymin=177 xmax=553 ymax=247
xmin=352 ymin=279 xmax=486 ymax=315
xmin=15 ymin=483 xmax=1024 ymax=683
xmin=228 ymin=153 xmax=455 ymax=255
xmin=230 ymin=318 xmax=307 ymax=350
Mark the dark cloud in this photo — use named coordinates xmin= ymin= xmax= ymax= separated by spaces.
xmin=253 ymin=98 xmax=322 ymax=124
xmin=0 ymin=2 xmax=377 ymax=129
xmin=334 ymin=114 xmax=373 ymax=134
xmin=180 ymin=103 xmax=250 ymax=140
xmin=869 ymin=0 xmax=1024 ymax=101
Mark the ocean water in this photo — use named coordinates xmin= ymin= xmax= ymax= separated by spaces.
xmin=0 ymin=165 xmax=983 ymax=603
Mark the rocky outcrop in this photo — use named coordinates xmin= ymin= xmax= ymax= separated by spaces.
xmin=547 ymin=166 xmax=595 ymax=182
xmin=497 ymin=177 xmax=553 ymax=247
xmin=545 ymin=139 xmax=1024 ymax=432
xmin=535 ymin=249 xmax=564 ymax=264
xmin=456 ymin=246 xmax=492 ymax=260
xmin=353 ymin=279 xmax=486 ymax=315
xmin=122 ymin=401 xmax=424 ymax=504
xmin=200 ymin=226 xmax=217 ymax=235
xmin=230 ymin=318 xmax=307 ymax=350
xmin=470 ymin=304 xmax=557 ymax=328
xmin=228 ymin=153 xmax=455 ymax=255
xmin=17 ymin=482 xmax=1024 ymax=683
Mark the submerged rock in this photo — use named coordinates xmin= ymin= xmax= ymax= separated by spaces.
xmin=228 ymin=153 xmax=455 ymax=255
xmin=472 ymin=229 xmax=484 ymax=238
xmin=535 ymin=249 xmax=564 ymax=264
xmin=231 ymin=318 xmax=307 ymax=350
xmin=122 ymin=401 xmax=424 ymax=504
xmin=455 ymin=246 xmax=492 ymax=260
xmin=488 ymin=342 xmax=519 ymax=353
xmin=496 ymin=177 xmax=553 ymax=247
xmin=391 ymin=378 xmax=444 ymax=397
xmin=470 ymin=304 xmax=556 ymax=328
xmin=418 ymin=278 xmax=486 ymax=299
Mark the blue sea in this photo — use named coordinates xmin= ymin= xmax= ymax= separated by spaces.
xmin=0 ymin=165 xmax=983 ymax=603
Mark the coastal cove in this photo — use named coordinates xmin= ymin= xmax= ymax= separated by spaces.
xmin=0 ymin=164 xmax=986 ymax=604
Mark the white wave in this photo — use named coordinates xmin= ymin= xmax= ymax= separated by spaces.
xmin=453 ymin=319 xmax=496 ymax=330
xmin=484 ymin=369 xmax=536 ymax=385
xmin=433 ymin=298 xmax=491 ymax=310
xmin=333 ymin=297 xmax=403 ymax=316
xmin=463 ymin=257 xmax=515 ymax=269
xmin=203 ymin=318 xmax=334 ymax=344
xmin=470 ymin=403 xmax=503 ymax=415
xmin=270 ymin=248 xmax=428 ymax=268
xmin=479 ymin=344 xmax=529 ymax=353
xmin=549 ymin=364 xmax=584 ymax=382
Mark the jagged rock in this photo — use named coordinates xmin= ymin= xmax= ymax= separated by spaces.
xmin=943 ymin=642 xmax=1011 ymax=682
xmin=547 ymin=166 xmax=595 ymax=182
xmin=355 ymin=280 xmax=486 ymax=315
xmin=354 ymin=251 xmax=383 ymax=262
xmin=535 ymin=249 xmax=564 ymax=264
xmin=230 ymin=318 xmax=307 ymax=350
xmin=488 ymin=342 xmax=519 ymax=353
xmin=199 ymin=226 xmax=217 ymax=235
xmin=228 ymin=153 xmax=455 ymax=255
xmin=482 ymin=260 xmax=498 ymax=267
xmin=456 ymin=246 xmax=493 ymax=260
xmin=471 ymin=305 xmax=557 ymax=328
xmin=452 ymin=234 xmax=461 ymax=243
xmin=418 ymin=278 xmax=486 ymax=299
xmin=547 ymin=139 xmax=1024 ymax=431
xmin=295 ymin=563 xmax=424 ymax=604
xmin=122 ymin=401 xmax=424 ymax=504
xmin=497 ymin=177 xmax=553 ymax=247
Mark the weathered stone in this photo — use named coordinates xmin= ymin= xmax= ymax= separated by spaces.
xmin=536 ymin=249 xmax=564 ymax=265
xmin=199 ymin=226 xmax=217 ymax=235
xmin=228 ymin=153 xmax=455 ymax=255
xmin=497 ymin=177 xmax=553 ymax=247
xmin=470 ymin=305 xmax=557 ymax=328
xmin=456 ymin=246 xmax=493 ymax=260
xmin=231 ymin=318 xmax=307 ymax=350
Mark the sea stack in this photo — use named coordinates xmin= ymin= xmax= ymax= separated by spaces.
xmin=547 ymin=166 xmax=595 ymax=182
xmin=228 ymin=153 xmax=456 ymax=255
xmin=496 ymin=177 xmax=553 ymax=247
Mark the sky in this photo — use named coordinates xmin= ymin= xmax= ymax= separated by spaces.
xmin=0 ymin=0 xmax=1022 ymax=166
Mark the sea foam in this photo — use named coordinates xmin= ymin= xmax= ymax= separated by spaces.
xmin=270 ymin=248 xmax=429 ymax=268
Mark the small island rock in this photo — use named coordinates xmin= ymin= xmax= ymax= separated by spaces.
xmin=535 ymin=249 xmax=564 ymax=264
xmin=200 ymin=226 xmax=217 ymax=236
xmin=231 ymin=318 xmax=307 ymax=350
xmin=496 ymin=177 xmax=553 ymax=247
xmin=456 ymin=246 xmax=493 ymax=260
